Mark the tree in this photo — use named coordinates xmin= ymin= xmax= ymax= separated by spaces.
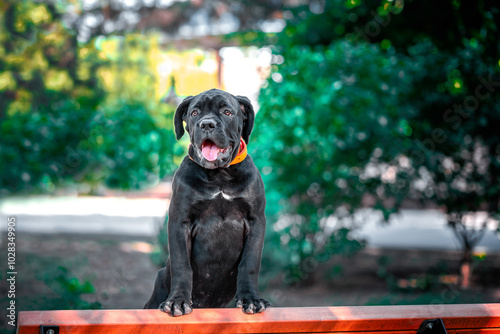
xmin=254 ymin=0 xmax=500 ymax=285
xmin=253 ymin=40 xmax=417 ymax=284
xmin=0 ymin=1 xmax=181 ymax=194
xmin=0 ymin=0 xmax=105 ymax=194
xmin=59 ymin=0 xmax=288 ymax=43
xmin=366 ymin=0 xmax=500 ymax=288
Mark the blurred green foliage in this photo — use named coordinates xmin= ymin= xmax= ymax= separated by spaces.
xmin=0 ymin=96 xmax=99 ymax=193
xmin=254 ymin=40 xmax=416 ymax=284
xmin=254 ymin=0 xmax=500 ymax=284
xmin=0 ymin=253 xmax=101 ymax=313
xmin=275 ymin=0 xmax=500 ymax=213
xmin=0 ymin=1 xmax=181 ymax=195
xmin=0 ymin=0 xmax=103 ymax=194
xmin=89 ymin=100 xmax=178 ymax=190
xmin=38 ymin=265 xmax=102 ymax=310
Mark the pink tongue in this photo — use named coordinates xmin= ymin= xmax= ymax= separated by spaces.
xmin=202 ymin=142 xmax=219 ymax=161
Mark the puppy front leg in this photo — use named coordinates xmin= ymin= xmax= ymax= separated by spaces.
xmin=235 ymin=214 xmax=270 ymax=314
xmin=160 ymin=216 xmax=193 ymax=316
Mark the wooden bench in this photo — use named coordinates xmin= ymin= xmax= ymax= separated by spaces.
xmin=18 ymin=303 xmax=500 ymax=334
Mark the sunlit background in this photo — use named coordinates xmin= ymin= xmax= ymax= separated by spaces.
xmin=1 ymin=0 xmax=500 ymax=328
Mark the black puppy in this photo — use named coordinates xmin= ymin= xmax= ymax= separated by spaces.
xmin=145 ymin=89 xmax=269 ymax=316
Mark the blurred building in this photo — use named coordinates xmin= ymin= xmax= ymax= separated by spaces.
xmin=68 ymin=0 xmax=312 ymax=107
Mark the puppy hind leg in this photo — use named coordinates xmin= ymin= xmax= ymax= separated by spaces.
xmin=144 ymin=267 xmax=169 ymax=309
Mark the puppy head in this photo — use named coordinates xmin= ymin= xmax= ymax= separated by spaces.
xmin=174 ymin=89 xmax=255 ymax=169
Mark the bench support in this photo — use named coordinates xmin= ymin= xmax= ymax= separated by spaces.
xmin=39 ymin=325 xmax=58 ymax=334
xmin=417 ymin=319 xmax=448 ymax=334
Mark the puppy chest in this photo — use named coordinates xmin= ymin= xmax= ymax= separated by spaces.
xmin=191 ymin=215 xmax=246 ymax=260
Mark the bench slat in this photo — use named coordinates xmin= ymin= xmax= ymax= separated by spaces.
xmin=18 ymin=304 xmax=500 ymax=334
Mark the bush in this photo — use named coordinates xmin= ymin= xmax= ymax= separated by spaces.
xmin=0 ymin=98 xmax=181 ymax=194
xmin=93 ymin=100 xmax=179 ymax=190
xmin=253 ymin=40 xmax=417 ymax=284
xmin=0 ymin=2 xmax=183 ymax=195
xmin=263 ymin=0 xmax=500 ymax=286
xmin=0 ymin=96 xmax=100 ymax=194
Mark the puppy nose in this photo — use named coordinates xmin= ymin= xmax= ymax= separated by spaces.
xmin=199 ymin=119 xmax=217 ymax=131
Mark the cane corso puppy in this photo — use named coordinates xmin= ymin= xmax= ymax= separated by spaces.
xmin=145 ymin=89 xmax=269 ymax=316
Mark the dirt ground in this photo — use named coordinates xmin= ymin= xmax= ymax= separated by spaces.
xmin=1 ymin=232 xmax=499 ymax=333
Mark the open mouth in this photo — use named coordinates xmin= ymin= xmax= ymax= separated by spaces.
xmin=201 ymin=139 xmax=230 ymax=162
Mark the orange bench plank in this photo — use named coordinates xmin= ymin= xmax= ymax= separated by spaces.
xmin=18 ymin=304 xmax=500 ymax=334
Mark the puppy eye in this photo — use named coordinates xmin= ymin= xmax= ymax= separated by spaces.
xmin=223 ymin=109 xmax=232 ymax=116
xmin=191 ymin=110 xmax=199 ymax=116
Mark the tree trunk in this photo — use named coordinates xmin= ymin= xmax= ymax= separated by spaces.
xmin=460 ymin=247 xmax=472 ymax=289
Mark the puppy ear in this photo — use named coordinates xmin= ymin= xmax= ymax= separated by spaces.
xmin=174 ymin=96 xmax=193 ymax=140
xmin=236 ymin=95 xmax=255 ymax=144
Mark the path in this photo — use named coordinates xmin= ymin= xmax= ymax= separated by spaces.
xmin=1 ymin=195 xmax=499 ymax=252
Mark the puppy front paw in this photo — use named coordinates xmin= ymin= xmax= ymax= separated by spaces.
xmin=235 ymin=295 xmax=270 ymax=314
xmin=159 ymin=298 xmax=193 ymax=317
